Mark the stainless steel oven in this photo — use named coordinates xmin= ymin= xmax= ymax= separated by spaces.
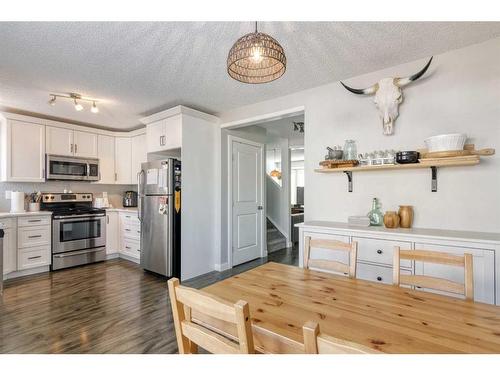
xmin=46 ymin=154 xmax=100 ymax=181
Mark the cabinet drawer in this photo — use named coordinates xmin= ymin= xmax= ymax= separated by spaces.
xmin=18 ymin=216 xmax=51 ymax=227
xmin=18 ymin=226 xmax=51 ymax=248
xmin=122 ymin=223 xmax=141 ymax=240
xmin=119 ymin=212 xmax=139 ymax=225
xmin=354 ymin=237 xmax=412 ymax=268
xmin=18 ymin=246 xmax=51 ymax=270
xmin=0 ymin=218 xmax=14 ymax=229
xmin=357 ymin=262 xmax=412 ymax=285
xmin=122 ymin=238 xmax=141 ymax=259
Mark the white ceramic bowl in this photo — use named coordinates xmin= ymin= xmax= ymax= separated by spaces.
xmin=424 ymin=133 xmax=467 ymax=152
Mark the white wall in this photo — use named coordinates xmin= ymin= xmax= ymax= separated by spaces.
xmin=0 ymin=181 xmax=134 ymax=211
xmin=181 ymin=113 xmax=220 ymax=280
xmin=219 ymin=38 xmax=500 ymax=234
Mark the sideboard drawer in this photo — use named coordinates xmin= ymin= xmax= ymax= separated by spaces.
xmin=354 ymin=237 xmax=412 ymax=268
xmin=18 ymin=226 xmax=51 ymax=248
xmin=357 ymin=262 xmax=412 ymax=285
xmin=18 ymin=216 xmax=51 ymax=227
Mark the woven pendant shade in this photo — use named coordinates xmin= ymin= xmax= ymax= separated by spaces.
xmin=227 ymin=25 xmax=286 ymax=84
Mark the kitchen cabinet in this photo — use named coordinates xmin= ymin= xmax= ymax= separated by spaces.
xmin=0 ymin=119 xmax=46 ymax=182
xmin=131 ymin=134 xmax=147 ymax=184
xmin=46 ymin=126 xmax=98 ymax=158
xmin=298 ymin=222 xmax=500 ymax=305
xmin=46 ymin=126 xmax=73 ymax=156
xmin=73 ymin=130 xmax=98 ymax=158
xmin=16 ymin=215 xmax=51 ymax=271
xmin=115 ymin=137 xmax=132 ymax=184
xmin=106 ymin=211 xmax=119 ymax=255
xmin=146 ymin=115 xmax=182 ymax=153
xmin=97 ymin=135 xmax=116 ymax=184
xmin=1 ymin=218 xmax=16 ymax=276
xmin=119 ymin=212 xmax=140 ymax=260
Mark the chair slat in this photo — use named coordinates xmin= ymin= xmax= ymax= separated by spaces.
xmin=181 ymin=321 xmax=240 ymax=354
xmin=304 ymin=236 xmax=357 ymax=278
xmin=308 ymin=259 xmax=350 ymax=275
xmin=309 ymin=238 xmax=352 ymax=251
xmin=400 ymin=249 xmax=465 ymax=266
xmin=400 ymin=274 xmax=465 ymax=295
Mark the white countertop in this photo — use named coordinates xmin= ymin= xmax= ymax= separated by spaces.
xmin=297 ymin=221 xmax=500 ymax=245
xmin=105 ymin=207 xmax=138 ymax=213
xmin=0 ymin=211 xmax=52 ymax=219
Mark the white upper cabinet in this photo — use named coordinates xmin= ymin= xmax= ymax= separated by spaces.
xmin=115 ymin=137 xmax=132 ymax=184
xmin=46 ymin=126 xmax=98 ymax=158
xmin=46 ymin=126 xmax=73 ymax=156
xmin=1 ymin=119 xmax=46 ymax=182
xmin=131 ymin=134 xmax=147 ymax=183
xmin=73 ymin=131 xmax=98 ymax=158
xmin=97 ymin=135 xmax=115 ymax=184
xmin=146 ymin=115 xmax=182 ymax=153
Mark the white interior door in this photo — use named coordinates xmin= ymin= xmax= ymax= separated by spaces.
xmin=232 ymin=140 xmax=263 ymax=266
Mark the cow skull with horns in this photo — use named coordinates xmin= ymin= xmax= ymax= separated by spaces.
xmin=340 ymin=57 xmax=433 ymax=135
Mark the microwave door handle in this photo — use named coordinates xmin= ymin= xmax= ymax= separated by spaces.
xmin=86 ymin=163 xmax=90 ymax=180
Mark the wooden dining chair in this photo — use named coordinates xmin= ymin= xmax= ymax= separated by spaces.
xmin=393 ymin=247 xmax=474 ymax=301
xmin=167 ymin=278 xmax=255 ymax=354
xmin=302 ymin=321 xmax=380 ymax=354
xmin=304 ymin=236 xmax=358 ymax=278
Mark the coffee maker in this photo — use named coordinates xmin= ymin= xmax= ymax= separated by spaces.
xmin=123 ymin=191 xmax=138 ymax=207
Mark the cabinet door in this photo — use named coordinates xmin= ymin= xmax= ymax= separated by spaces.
xmin=131 ymin=134 xmax=147 ymax=184
xmin=74 ymin=131 xmax=98 ymax=158
xmin=46 ymin=126 xmax=73 ymax=156
xmin=146 ymin=120 xmax=165 ymax=153
xmin=106 ymin=212 xmax=119 ymax=254
xmin=4 ymin=120 xmax=46 ymax=182
xmin=97 ymin=135 xmax=115 ymax=184
xmin=3 ymin=228 xmax=16 ymax=275
xmin=163 ymin=115 xmax=182 ymax=150
xmin=115 ymin=137 xmax=132 ymax=184
xmin=414 ymin=242 xmax=495 ymax=304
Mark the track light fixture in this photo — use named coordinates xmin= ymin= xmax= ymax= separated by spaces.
xmin=48 ymin=93 xmax=100 ymax=114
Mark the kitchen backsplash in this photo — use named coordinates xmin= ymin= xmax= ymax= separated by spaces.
xmin=0 ymin=181 xmax=136 ymax=212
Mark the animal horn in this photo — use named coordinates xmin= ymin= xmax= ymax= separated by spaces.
xmin=396 ymin=57 xmax=433 ymax=87
xmin=340 ymin=81 xmax=378 ymax=95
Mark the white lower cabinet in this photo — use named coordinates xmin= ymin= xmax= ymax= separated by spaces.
xmin=106 ymin=211 xmax=119 ymax=255
xmin=18 ymin=246 xmax=51 ymax=270
xmin=15 ymin=215 xmax=51 ymax=271
xmin=299 ymin=224 xmax=500 ymax=305
xmin=1 ymin=218 xmax=16 ymax=275
xmin=122 ymin=238 xmax=141 ymax=259
xmin=118 ymin=211 xmax=141 ymax=260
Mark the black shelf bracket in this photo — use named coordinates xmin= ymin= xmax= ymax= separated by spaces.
xmin=431 ymin=166 xmax=438 ymax=192
xmin=344 ymin=171 xmax=353 ymax=192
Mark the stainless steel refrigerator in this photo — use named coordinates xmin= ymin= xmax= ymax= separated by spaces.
xmin=138 ymin=158 xmax=181 ymax=278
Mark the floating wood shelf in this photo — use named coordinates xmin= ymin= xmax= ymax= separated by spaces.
xmin=314 ymin=156 xmax=480 ymax=192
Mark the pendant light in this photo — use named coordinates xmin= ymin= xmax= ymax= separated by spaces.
xmin=227 ymin=22 xmax=286 ymax=84
xmin=269 ymin=148 xmax=282 ymax=179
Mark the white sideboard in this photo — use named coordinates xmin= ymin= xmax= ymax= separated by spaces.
xmin=297 ymin=221 xmax=500 ymax=305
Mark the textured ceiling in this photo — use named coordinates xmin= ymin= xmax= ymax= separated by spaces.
xmin=1 ymin=22 xmax=500 ymax=130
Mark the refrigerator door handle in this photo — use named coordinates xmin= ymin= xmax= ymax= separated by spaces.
xmin=137 ymin=170 xmax=145 ymax=221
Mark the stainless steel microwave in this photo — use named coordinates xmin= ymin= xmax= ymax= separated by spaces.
xmin=46 ymin=154 xmax=100 ymax=181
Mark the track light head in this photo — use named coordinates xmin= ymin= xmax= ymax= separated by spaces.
xmin=48 ymin=95 xmax=56 ymax=106
xmin=74 ymin=99 xmax=83 ymax=111
xmin=91 ymin=101 xmax=99 ymax=113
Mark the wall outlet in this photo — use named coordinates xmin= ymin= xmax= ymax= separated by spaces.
xmin=5 ymin=190 xmax=11 ymax=199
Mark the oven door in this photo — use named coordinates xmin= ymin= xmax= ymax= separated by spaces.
xmin=52 ymin=215 xmax=106 ymax=254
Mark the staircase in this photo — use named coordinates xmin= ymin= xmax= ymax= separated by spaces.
xmin=267 ymin=219 xmax=287 ymax=253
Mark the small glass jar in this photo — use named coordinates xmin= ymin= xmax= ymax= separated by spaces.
xmin=343 ymin=140 xmax=357 ymax=160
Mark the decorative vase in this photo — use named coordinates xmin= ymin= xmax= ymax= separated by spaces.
xmin=383 ymin=211 xmax=400 ymax=228
xmin=398 ymin=205 xmax=414 ymax=228
xmin=367 ymin=198 xmax=383 ymax=226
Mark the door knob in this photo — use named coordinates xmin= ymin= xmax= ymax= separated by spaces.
xmin=257 ymin=206 xmax=263 ymax=210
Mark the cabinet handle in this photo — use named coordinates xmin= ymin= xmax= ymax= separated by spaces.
xmin=107 ymin=215 xmax=109 ymax=224
xmin=28 ymin=255 xmax=42 ymax=260
xmin=70 ymin=143 xmax=73 ymax=153
xmin=115 ymin=173 xmax=118 ymax=181
xmin=28 ymin=219 xmax=42 ymax=223
xmin=75 ymin=144 xmax=78 ymax=154
xmin=376 ymin=249 xmax=383 ymax=254
xmin=376 ymin=276 xmax=382 ymax=281
xmin=28 ymin=235 xmax=42 ymax=239
xmin=125 ymin=246 xmax=131 ymax=249
xmin=125 ymin=229 xmax=131 ymax=232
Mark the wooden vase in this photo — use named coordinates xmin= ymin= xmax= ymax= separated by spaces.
xmin=383 ymin=211 xmax=400 ymax=228
xmin=398 ymin=205 xmax=414 ymax=228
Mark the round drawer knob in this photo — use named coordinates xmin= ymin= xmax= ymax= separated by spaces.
xmin=376 ymin=249 xmax=383 ymax=254
xmin=376 ymin=276 xmax=382 ymax=281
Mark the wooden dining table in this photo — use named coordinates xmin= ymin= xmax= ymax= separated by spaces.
xmin=198 ymin=262 xmax=500 ymax=353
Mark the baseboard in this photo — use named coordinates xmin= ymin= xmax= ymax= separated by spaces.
xmin=286 ymin=240 xmax=293 ymax=248
xmin=106 ymin=253 xmax=120 ymax=260
xmin=214 ymin=262 xmax=230 ymax=272
xmin=119 ymin=253 xmax=140 ymax=264
xmin=4 ymin=266 xmax=50 ymax=280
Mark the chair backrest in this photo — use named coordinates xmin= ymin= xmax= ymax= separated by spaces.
xmin=393 ymin=247 xmax=474 ymax=301
xmin=304 ymin=236 xmax=358 ymax=278
xmin=167 ymin=278 xmax=255 ymax=354
xmin=303 ymin=321 xmax=380 ymax=354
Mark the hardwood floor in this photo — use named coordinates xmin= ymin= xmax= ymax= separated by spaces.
xmin=0 ymin=246 xmax=298 ymax=353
